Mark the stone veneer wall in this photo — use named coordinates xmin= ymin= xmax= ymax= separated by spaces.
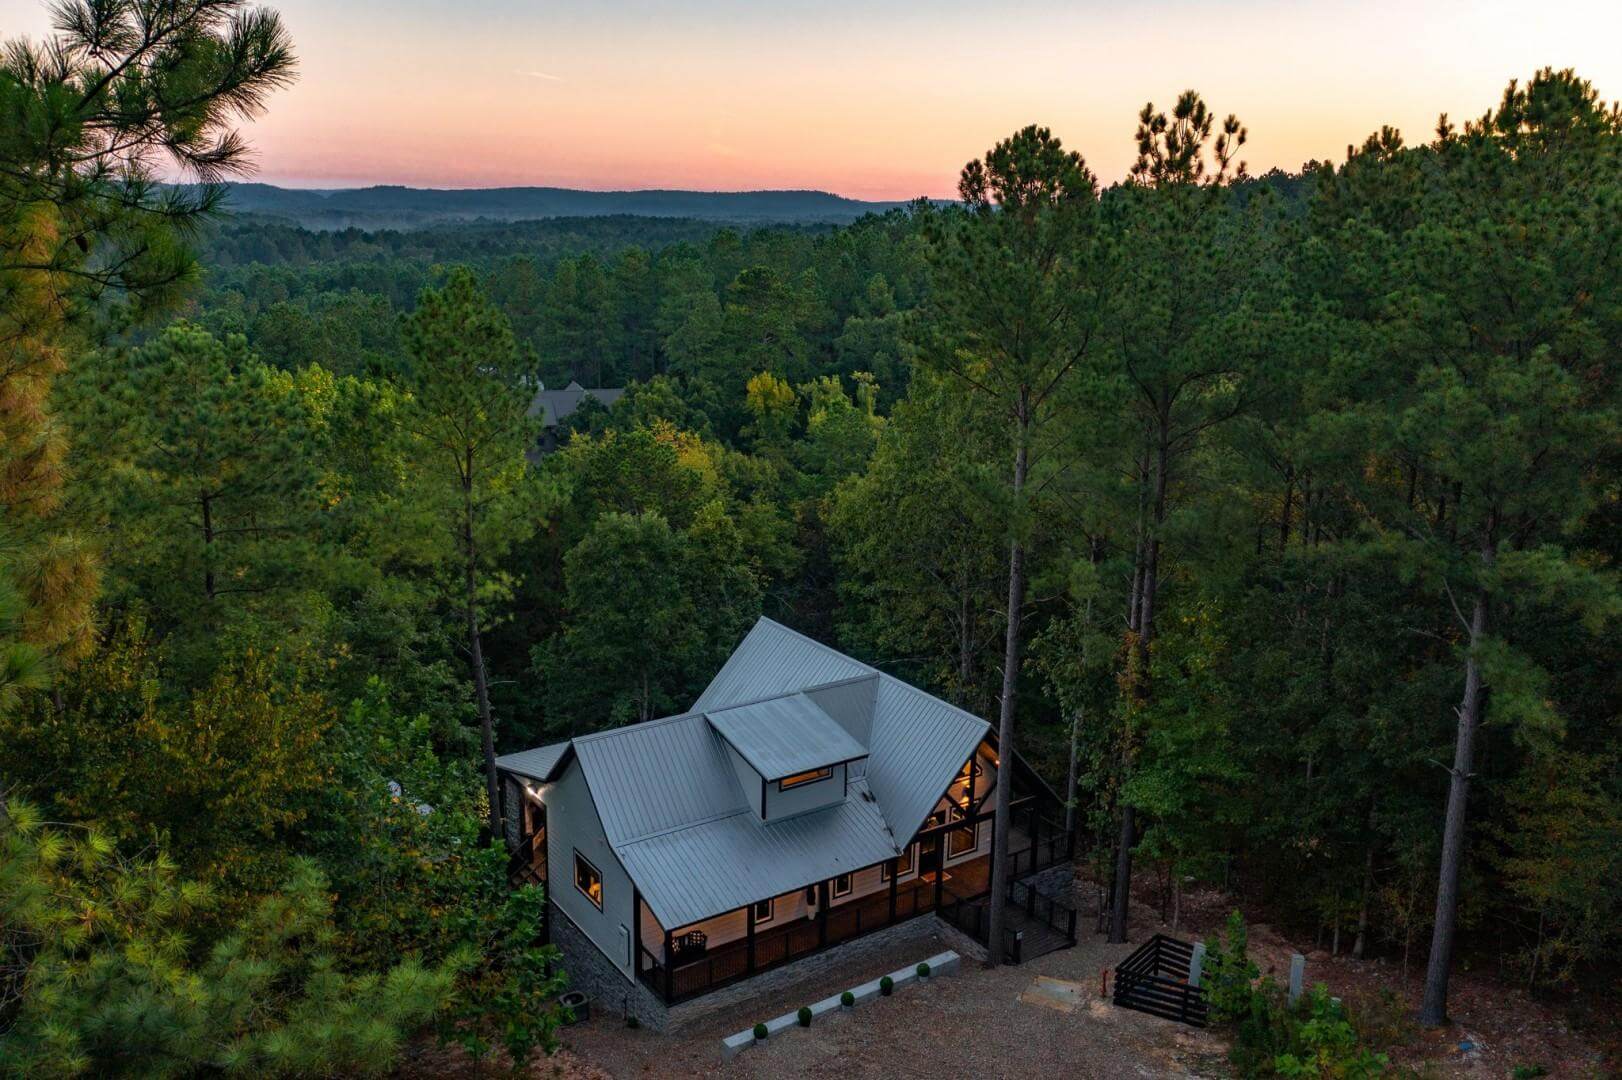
xmin=548 ymin=899 xmax=670 ymax=1031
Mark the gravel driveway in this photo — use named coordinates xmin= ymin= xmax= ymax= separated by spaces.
xmin=553 ymin=918 xmax=1230 ymax=1078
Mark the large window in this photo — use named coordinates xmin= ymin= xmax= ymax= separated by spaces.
xmin=778 ymin=767 xmax=832 ymax=791
xmin=882 ymin=844 xmax=915 ymax=882
xmin=574 ymin=850 xmax=603 ymax=910
xmin=947 ymin=809 xmax=978 ymax=858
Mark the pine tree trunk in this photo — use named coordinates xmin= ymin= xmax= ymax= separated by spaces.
xmin=1353 ymin=838 xmax=1374 ymax=960
xmin=1111 ymin=435 xmax=1167 ymax=944
xmin=1064 ymin=704 xmax=1082 ymax=836
xmin=465 ymin=455 xmax=503 ymax=841
xmin=1418 ymin=560 xmax=1492 ymax=1027
xmin=986 ymin=423 xmax=1029 ymax=969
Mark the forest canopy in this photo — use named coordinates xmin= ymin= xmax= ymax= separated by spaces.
xmin=0 ymin=2 xmax=1617 ymax=1070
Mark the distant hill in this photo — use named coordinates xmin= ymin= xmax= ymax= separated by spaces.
xmin=212 ymin=183 xmax=908 ymax=230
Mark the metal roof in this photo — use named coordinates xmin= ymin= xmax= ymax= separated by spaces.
xmin=706 ymin=692 xmax=868 ymax=780
xmin=618 ymin=777 xmax=900 ymax=929
xmin=864 ymin=675 xmax=987 ymax=842
xmin=571 ymin=713 xmax=747 ymax=846
xmin=495 ymin=741 xmax=570 ymax=783
xmin=693 ymin=618 xmax=869 ymax=712
xmin=527 ymin=385 xmax=626 ymax=428
xmin=498 ymin=617 xmax=992 ymax=929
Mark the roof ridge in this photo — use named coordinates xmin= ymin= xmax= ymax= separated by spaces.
xmin=754 ymin=616 xmax=878 ymax=675
xmin=702 ymin=670 xmax=876 ymax=718
xmin=616 ymin=807 xmax=752 ymax=846
xmin=571 ymin=710 xmax=703 ymax=745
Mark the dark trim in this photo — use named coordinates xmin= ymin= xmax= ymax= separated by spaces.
xmin=765 ymin=755 xmax=867 ymax=783
xmin=759 ymin=775 xmax=767 ymax=818
xmin=573 ymin=849 xmax=605 ymax=911
xmin=777 ymin=766 xmax=835 ymax=791
xmin=632 ymin=887 xmax=643 ymax=973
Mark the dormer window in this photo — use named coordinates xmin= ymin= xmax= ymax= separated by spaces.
xmin=779 ymin=767 xmax=832 ymax=791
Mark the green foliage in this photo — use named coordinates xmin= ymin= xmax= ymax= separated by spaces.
xmin=879 ymin=975 xmax=893 ymax=995
xmin=917 ymin=962 xmax=930 ymax=978
xmin=1204 ymin=910 xmax=1261 ymax=1025
xmin=797 ymin=1005 xmax=812 ymax=1026
xmin=840 ymin=990 xmax=855 ymax=1007
xmin=753 ymin=1022 xmax=768 ymax=1039
xmin=0 ymin=797 xmax=456 ymax=1078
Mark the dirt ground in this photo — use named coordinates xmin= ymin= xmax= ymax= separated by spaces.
xmin=403 ymin=871 xmax=1611 ymax=1079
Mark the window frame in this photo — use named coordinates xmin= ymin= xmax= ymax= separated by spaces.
xmin=946 ymin=812 xmax=978 ymax=859
xmin=832 ymin=872 xmax=853 ymax=899
xmin=753 ymin=898 xmax=775 ymax=925
xmin=573 ymin=849 xmax=604 ymax=910
xmin=778 ymin=766 xmax=833 ymax=791
xmin=882 ymin=843 xmax=916 ymax=882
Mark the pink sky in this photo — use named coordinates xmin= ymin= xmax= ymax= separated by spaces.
xmin=4 ymin=0 xmax=1619 ymax=199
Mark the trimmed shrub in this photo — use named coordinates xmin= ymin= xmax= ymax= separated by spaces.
xmin=840 ymin=991 xmax=855 ymax=1007
xmin=753 ymin=1023 xmax=768 ymax=1040
xmin=879 ymin=975 xmax=894 ymax=996
xmin=917 ymin=961 xmax=931 ymax=978
xmin=797 ymin=1006 xmax=812 ymax=1027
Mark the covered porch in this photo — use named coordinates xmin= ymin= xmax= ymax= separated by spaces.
xmin=634 ymin=796 xmax=1068 ymax=1005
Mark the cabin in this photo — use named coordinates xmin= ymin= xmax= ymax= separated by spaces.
xmin=497 ymin=617 xmax=1075 ymax=1030
xmin=528 ymin=381 xmax=625 ymax=454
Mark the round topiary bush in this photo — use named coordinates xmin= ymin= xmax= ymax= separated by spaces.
xmin=753 ymin=1022 xmax=769 ymax=1040
xmin=879 ymin=975 xmax=894 ymax=996
xmin=840 ymin=990 xmax=855 ymax=1008
xmin=797 ymin=1006 xmax=812 ymax=1027
xmin=917 ymin=961 xmax=931 ymax=978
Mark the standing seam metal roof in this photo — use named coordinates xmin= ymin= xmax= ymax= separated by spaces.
xmin=706 ymin=692 xmax=868 ymax=780
xmin=500 ymin=617 xmax=990 ymax=929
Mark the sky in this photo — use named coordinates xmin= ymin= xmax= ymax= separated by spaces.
xmin=4 ymin=0 xmax=1620 ymax=199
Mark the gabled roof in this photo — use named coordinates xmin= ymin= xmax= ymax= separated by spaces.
xmin=707 ymin=692 xmax=867 ymax=781
xmin=527 ymin=383 xmax=626 ymax=428
xmin=495 ymin=741 xmax=570 ymax=783
xmin=498 ymin=617 xmax=989 ymax=929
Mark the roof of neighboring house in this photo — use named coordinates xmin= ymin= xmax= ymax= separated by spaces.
xmin=527 ymin=381 xmax=626 ymax=428
xmin=707 ymin=691 xmax=868 ymax=781
xmin=496 ymin=617 xmax=989 ymax=929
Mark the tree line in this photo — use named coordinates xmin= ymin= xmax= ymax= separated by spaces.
xmin=2 ymin=0 xmax=1617 ymax=1073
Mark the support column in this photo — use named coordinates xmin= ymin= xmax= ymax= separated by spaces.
xmin=746 ymin=902 xmax=757 ymax=974
xmin=632 ymin=889 xmax=643 ymax=977
xmin=663 ymin=927 xmax=674 ymax=1003
xmin=888 ymin=857 xmax=899 ymax=921
xmin=817 ymin=881 xmax=830 ymax=947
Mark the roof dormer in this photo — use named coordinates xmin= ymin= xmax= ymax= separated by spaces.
xmin=706 ymin=691 xmax=868 ymax=822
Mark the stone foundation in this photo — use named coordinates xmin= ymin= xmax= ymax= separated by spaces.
xmin=548 ymin=900 xmax=669 ymax=1031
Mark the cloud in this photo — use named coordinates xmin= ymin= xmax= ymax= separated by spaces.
xmin=521 ymin=70 xmax=565 ymax=82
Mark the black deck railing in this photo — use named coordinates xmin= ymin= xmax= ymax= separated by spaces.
xmin=1112 ymin=934 xmax=1208 ymax=1027
xmin=937 ymin=822 xmax=1078 ymax=965
xmin=638 ymin=877 xmax=939 ymax=1005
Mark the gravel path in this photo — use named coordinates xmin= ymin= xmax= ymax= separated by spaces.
xmin=552 ymin=919 xmax=1230 ymax=1078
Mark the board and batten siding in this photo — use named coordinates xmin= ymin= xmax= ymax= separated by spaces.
xmin=545 ymin=757 xmax=638 ymax=980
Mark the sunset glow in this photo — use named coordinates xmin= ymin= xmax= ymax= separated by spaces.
xmin=4 ymin=0 xmax=1620 ymax=197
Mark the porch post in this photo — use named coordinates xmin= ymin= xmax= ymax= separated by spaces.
xmin=888 ymin=857 xmax=899 ymax=921
xmin=817 ymin=881 xmax=830 ymax=947
xmin=746 ymin=901 xmax=756 ymax=974
xmin=663 ymin=927 xmax=674 ymax=1002
xmin=933 ymin=841 xmax=944 ymax=909
xmin=632 ymin=888 xmax=642 ymax=977
xmin=1032 ymin=810 xmax=1042 ymax=871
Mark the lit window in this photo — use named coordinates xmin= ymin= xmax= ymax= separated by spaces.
xmin=882 ymin=845 xmax=915 ymax=881
xmin=779 ymin=767 xmax=832 ymax=791
xmin=832 ymin=873 xmax=852 ymax=898
xmin=947 ymin=812 xmax=977 ymax=858
xmin=574 ymin=851 xmax=603 ymax=910
xmin=753 ymin=898 xmax=775 ymax=924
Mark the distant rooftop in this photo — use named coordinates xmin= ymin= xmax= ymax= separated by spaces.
xmin=528 ymin=381 xmax=625 ymax=428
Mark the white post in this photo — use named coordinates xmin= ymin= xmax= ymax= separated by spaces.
xmin=1288 ymin=953 xmax=1305 ymax=1005
xmin=1189 ymin=941 xmax=1206 ymax=987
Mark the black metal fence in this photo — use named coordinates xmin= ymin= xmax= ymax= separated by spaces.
xmin=1112 ymin=934 xmax=1208 ymax=1027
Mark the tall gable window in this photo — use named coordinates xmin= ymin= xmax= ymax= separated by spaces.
xmin=574 ymin=850 xmax=603 ymax=910
xmin=778 ymin=767 xmax=832 ymax=791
